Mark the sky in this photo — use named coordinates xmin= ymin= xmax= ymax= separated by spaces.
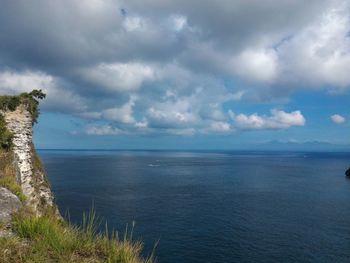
xmin=0 ymin=0 xmax=349 ymax=150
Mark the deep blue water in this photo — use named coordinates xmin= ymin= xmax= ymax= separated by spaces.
xmin=38 ymin=150 xmax=350 ymax=263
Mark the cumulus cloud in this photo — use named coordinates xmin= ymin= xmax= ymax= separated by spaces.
xmin=232 ymin=49 xmax=278 ymax=83
xmin=330 ymin=114 xmax=345 ymax=124
xmin=147 ymin=101 xmax=197 ymax=129
xmin=78 ymin=63 xmax=155 ymax=92
xmin=277 ymin=1 xmax=350 ymax=90
xmin=0 ymin=71 xmax=54 ymax=94
xmin=0 ymin=70 xmax=87 ymax=113
xmin=231 ymin=110 xmax=306 ymax=130
xmin=82 ymin=96 xmax=137 ymax=124
xmin=85 ymin=125 xmax=124 ymax=136
xmin=208 ymin=121 xmax=232 ymax=133
xmin=0 ymin=0 xmax=348 ymax=136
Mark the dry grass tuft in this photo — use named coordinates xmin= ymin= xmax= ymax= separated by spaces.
xmin=0 ymin=208 xmax=156 ymax=263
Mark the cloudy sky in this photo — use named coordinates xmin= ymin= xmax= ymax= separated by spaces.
xmin=0 ymin=0 xmax=349 ymax=149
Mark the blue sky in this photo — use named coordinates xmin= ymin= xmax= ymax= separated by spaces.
xmin=33 ymin=89 xmax=350 ymax=149
xmin=1 ymin=0 xmax=350 ymax=149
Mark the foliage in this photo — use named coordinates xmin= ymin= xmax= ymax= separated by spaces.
xmin=0 ymin=208 xmax=156 ymax=263
xmin=0 ymin=176 xmax=26 ymax=202
xmin=0 ymin=89 xmax=46 ymax=150
xmin=0 ymin=115 xmax=13 ymax=150
xmin=0 ymin=150 xmax=16 ymax=174
xmin=0 ymin=145 xmax=25 ymax=201
xmin=0 ymin=89 xmax=46 ymax=123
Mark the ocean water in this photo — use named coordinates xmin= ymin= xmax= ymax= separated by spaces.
xmin=38 ymin=150 xmax=350 ymax=263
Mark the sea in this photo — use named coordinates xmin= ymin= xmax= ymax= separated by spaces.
xmin=38 ymin=150 xmax=350 ymax=263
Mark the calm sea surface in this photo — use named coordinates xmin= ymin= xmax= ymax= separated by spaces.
xmin=38 ymin=150 xmax=350 ymax=263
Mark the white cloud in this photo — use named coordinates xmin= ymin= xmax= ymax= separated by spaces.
xmin=330 ymin=114 xmax=345 ymax=124
xmin=123 ymin=16 xmax=144 ymax=31
xmin=232 ymin=109 xmax=305 ymax=130
xmin=208 ymin=121 xmax=232 ymax=133
xmin=102 ymin=97 xmax=136 ymax=123
xmin=79 ymin=63 xmax=155 ymax=92
xmin=147 ymin=106 xmax=197 ymax=129
xmin=1 ymin=0 xmax=349 ymax=138
xmin=0 ymin=71 xmax=54 ymax=94
xmin=277 ymin=2 xmax=350 ymax=90
xmin=83 ymin=96 xmax=137 ymax=124
xmin=135 ymin=120 xmax=148 ymax=128
xmin=232 ymin=49 xmax=278 ymax=83
xmin=0 ymin=70 xmax=87 ymax=113
xmin=85 ymin=125 xmax=124 ymax=136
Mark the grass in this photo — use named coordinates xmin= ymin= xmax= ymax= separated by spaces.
xmin=0 ymin=91 xmax=155 ymax=262
xmin=0 ymin=176 xmax=26 ymax=202
xmin=0 ymin=208 xmax=156 ymax=263
xmin=0 ymin=150 xmax=26 ymax=202
xmin=0 ymin=150 xmax=16 ymax=177
xmin=0 ymin=114 xmax=13 ymax=150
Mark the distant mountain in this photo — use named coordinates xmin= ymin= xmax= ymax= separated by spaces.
xmin=253 ymin=140 xmax=350 ymax=151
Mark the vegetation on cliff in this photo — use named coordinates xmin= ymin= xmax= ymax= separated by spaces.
xmin=0 ymin=89 xmax=46 ymax=124
xmin=0 ymin=208 xmax=155 ymax=263
xmin=0 ymin=90 xmax=154 ymax=262
xmin=0 ymin=90 xmax=46 ymax=201
xmin=0 ymin=145 xmax=26 ymax=202
xmin=0 ymin=89 xmax=45 ymax=151
xmin=0 ymin=115 xmax=13 ymax=150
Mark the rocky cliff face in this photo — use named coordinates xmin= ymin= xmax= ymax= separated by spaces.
xmin=1 ymin=104 xmax=56 ymax=215
xmin=0 ymin=187 xmax=22 ymax=237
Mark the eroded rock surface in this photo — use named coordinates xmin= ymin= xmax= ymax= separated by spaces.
xmin=2 ymin=105 xmax=55 ymax=214
xmin=0 ymin=187 xmax=23 ymax=237
xmin=0 ymin=187 xmax=22 ymax=224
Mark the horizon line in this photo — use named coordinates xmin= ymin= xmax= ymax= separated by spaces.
xmin=36 ymin=148 xmax=350 ymax=153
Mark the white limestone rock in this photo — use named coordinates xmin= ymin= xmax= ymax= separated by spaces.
xmin=2 ymin=105 xmax=55 ymax=214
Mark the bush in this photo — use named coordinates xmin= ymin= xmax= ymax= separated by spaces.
xmin=0 ymin=96 xmax=20 ymax=112
xmin=0 ymin=89 xmax=46 ymax=123
xmin=0 ymin=89 xmax=46 ymax=151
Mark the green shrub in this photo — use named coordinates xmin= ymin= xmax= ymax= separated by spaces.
xmin=0 ymin=89 xmax=46 ymax=151
xmin=0 ymin=89 xmax=46 ymax=123
xmin=0 ymin=96 xmax=21 ymax=112
xmin=8 ymin=209 xmax=156 ymax=263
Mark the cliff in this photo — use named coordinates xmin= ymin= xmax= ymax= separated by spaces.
xmin=2 ymin=105 xmax=55 ymax=213
xmin=0 ymin=91 xmax=153 ymax=263
xmin=0 ymin=92 xmax=56 ymax=215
